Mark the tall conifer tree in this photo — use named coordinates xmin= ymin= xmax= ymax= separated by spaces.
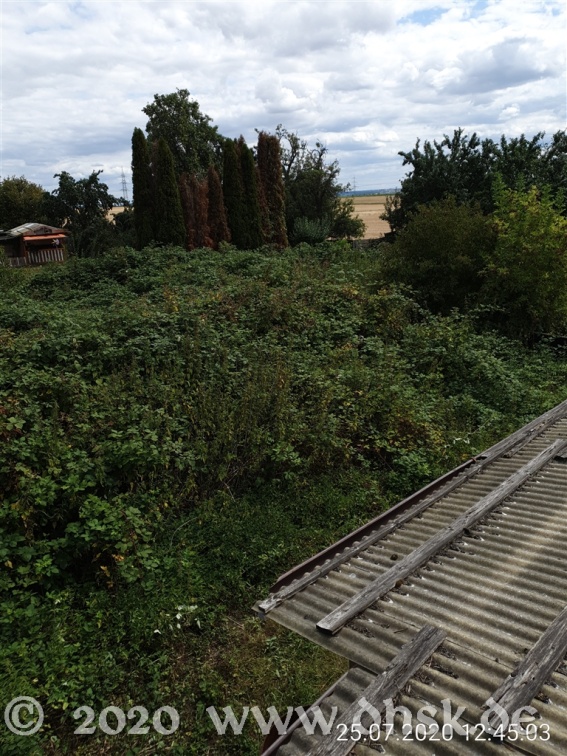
xmin=256 ymin=161 xmax=272 ymax=245
xmin=257 ymin=132 xmax=288 ymax=248
xmin=207 ymin=165 xmax=230 ymax=249
xmin=179 ymin=173 xmax=196 ymax=250
xmin=153 ymin=138 xmax=186 ymax=247
xmin=192 ymin=175 xmax=213 ymax=249
xmin=222 ymin=139 xmax=247 ymax=248
xmin=131 ymin=127 xmax=154 ymax=249
xmin=179 ymin=173 xmax=213 ymax=249
xmin=239 ymin=137 xmax=264 ymax=249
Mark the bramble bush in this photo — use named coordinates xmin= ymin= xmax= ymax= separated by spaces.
xmin=2 ymin=243 xmax=567 ymax=754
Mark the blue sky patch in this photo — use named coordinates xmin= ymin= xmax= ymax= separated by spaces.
xmin=402 ymin=7 xmax=446 ymax=26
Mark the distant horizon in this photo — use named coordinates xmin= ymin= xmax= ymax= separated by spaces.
xmin=340 ymin=188 xmax=399 ymax=197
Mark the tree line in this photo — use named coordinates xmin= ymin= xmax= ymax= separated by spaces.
xmin=0 ymin=88 xmax=363 ymax=257
xmin=384 ymin=127 xmax=567 ymax=231
xmin=131 ymin=126 xmax=288 ymax=251
xmin=380 ymin=127 xmax=567 ymax=341
xmin=130 ymin=89 xmax=363 ymax=251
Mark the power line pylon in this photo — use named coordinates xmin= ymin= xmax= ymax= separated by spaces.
xmin=121 ymin=168 xmax=130 ymax=204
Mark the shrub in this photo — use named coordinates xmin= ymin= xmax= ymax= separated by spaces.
xmin=291 ymin=216 xmax=331 ymax=245
xmin=381 ymin=196 xmax=496 ymax=314
xmin=480 ymin=183 xmax=567 ymax=340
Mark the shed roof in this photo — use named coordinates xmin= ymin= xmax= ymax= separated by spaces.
xmin=0 ymin=223 xmax=68 ymax=240
xmin=256 ymin=399 xmax=567 ymax=754
xmin=22 ymin=234 xmax=67 ymax=243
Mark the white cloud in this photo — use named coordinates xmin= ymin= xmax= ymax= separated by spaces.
xmin=1 ymin=0 xmax=565 ymax=195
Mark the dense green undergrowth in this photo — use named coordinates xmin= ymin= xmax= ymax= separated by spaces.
xmin=2 ymin=243 xmax=567 ymax=754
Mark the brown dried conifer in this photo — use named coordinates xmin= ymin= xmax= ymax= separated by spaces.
xmin=192 ymin=175 xmax=213 ymax=249
xmin=257 ymin=132 xmax=288 ymax=248
xmin=207 ymin=165 xmax=230 ymax=249
xmin=179 ymin=173 xmax=196 ymax=250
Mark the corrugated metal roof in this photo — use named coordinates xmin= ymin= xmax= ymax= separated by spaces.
xmin=256 ymin=401 xmax=567 ymax=754
xmin=3 ymin=222 xmax=67 ymax=237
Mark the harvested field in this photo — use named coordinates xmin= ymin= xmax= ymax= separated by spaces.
xmin=109 ymin=195 xmax=393 ymax=241
xmin=107 ymin=206 xmax=127 ymax=220
xmin=347 ymin=194 xmax=392 ymax=239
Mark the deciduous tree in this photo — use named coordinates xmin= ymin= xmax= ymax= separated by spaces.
xmin=480 ymin=183 xmax=567 ymax=339
xmin=0 ymin=176 xmax=47 ymax=229
xmin=382 ymin=196 xmax=495 ymax=314
xmin=46 ymin=170 xmax=118 ymax=257
xmin=385 ymin=129 xmax=567 ymax=232
xmin=276 ymin=125 xmax=364 ymax=242
xmin=143 ymin=89 xmax=223 ymax=177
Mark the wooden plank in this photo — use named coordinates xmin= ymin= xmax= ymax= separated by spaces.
xmin=485 ymin=605 xmax=567 ymax=732
xmin=258 ymin=403 xmax=567 ymax=615
xmin=307 ymin=625 xmax=446 ymax=756
xmin=317 ymin=438 xmax=567 ymax=635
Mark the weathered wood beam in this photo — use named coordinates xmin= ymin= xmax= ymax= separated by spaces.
xmin=485 ymin=604 xmax=567 ymax=732
xmin=317 ymin=438 xmax=567 ymax=636
xmin=307 ymin=625 xmax=446 ymax=756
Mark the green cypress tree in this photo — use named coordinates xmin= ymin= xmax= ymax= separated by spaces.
xmin=257 ymin=132 xmax=288 ymax=248
xmin=131 ymin=127 xmax=154 ymax=249
xmin=222 ymin=139 xmax=247 ymax=248
xmin=239 ymin=137 xmax=264 ymax=249
xmin=153 ymin=137 xmax=186 ymax=247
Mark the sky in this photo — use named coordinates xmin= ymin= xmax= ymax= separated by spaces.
xmin=1 ymin=0 xmax=566 ymax=198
